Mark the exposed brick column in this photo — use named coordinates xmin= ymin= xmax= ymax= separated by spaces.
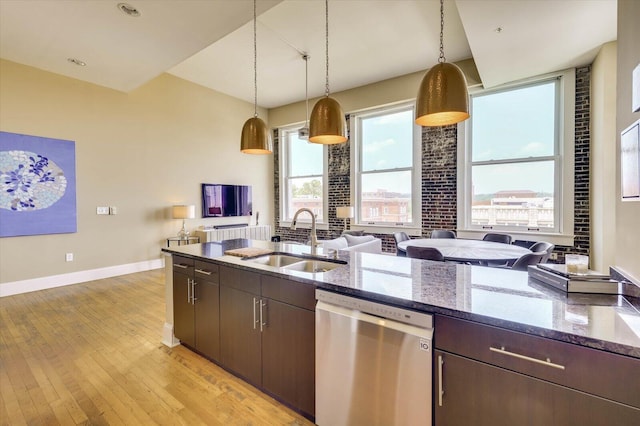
xmin=421 ymin=125 xmax=458 ymax=237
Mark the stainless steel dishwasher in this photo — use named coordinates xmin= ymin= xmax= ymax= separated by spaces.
xmin=315 ymin=289 xmax=433 ymax=426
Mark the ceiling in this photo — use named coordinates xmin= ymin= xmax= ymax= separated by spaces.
xmin=0 ymin=0 xmax=617 ymax=109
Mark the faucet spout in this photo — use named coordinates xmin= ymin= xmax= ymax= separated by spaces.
xmin=291 ymin=208 xmax=318 ymax=256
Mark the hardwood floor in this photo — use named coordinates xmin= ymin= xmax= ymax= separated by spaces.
xmin=0 ymin=270 xmax=314 ymax=425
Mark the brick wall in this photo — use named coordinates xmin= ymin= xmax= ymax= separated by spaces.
xmin=555 ymin=65 xmax=591 ymax=261
xmin=421 ymin=125 xmax=458 ymax=237
xmin=272 ymin=66 xmax=591 ymax=258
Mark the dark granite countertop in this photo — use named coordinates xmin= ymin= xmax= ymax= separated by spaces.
xmin=162 ymin=239 xmax=640 ymax=359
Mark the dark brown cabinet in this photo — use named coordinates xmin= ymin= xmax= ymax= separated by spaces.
xmin=434 ymin=315 xmax=640 ymax=425
xmin=219 ymin=266 xmax=315 ymax=418
xmin=172 ymin=256 xmax=195 ymax=347
xmin=219 ymin=284 xmax=262 ymax=385
xmin=172 ymin=256 xmax=220 ymax=362
xmin=261 ymin=276 xmax=315 ymax=417
xmin=194 ymin=260 xmax=220 ymax=362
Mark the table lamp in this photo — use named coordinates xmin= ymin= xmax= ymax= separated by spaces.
xmin=172 ymin=205 xmax=195 ymax=239
xmin=336 ymin=206 xmax=355 ymax=232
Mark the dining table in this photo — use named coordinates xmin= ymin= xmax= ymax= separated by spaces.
xmin=396 ymin=238 xmax=531 ymax=265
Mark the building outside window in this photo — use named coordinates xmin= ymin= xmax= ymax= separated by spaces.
xmin=458 ymin=70 xmax=575 ymax=241
xmin=351 ymin=102 xmax=421 ymax=232
xmin=278 ymin=125 xmax=327 ymax=225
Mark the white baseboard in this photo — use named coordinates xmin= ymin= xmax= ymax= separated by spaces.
xmin=0 ymin=258 xmax=165 ymax=297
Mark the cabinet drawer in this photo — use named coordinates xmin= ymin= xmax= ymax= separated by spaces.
xmin=220 ymin=265 xmax=260 ymax=294
xmin=435 ymin=315 xmax=640 ymax=409
xmin=173 ymin=255 xmax=194 ymax=274
xmin=261 ymin=275 xmax=315 ymax=310
xmin=194 ymin=260 xmax=219 ymax=284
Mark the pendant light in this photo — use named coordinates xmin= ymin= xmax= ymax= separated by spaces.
xmin=309 ymin=0 xmax=347 ymax=144
xmin=298 ymin=53 xmax=310 ymax=140
xmin=241 ymin=0 xmax=272 ymax=154
xmin=415 ymin=0 xmax=469 ymax=127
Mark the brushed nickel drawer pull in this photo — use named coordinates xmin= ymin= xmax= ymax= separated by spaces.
xmin=438 ymin=355 xmax=444 ymax=407
xmin=260 ymin=300 xmax=267 ymax=331
xmin=490 ymin=346 xmax=565 ymax=370
xmin=194 ymin=268 xmax=212 ymax=275
xmin=173 ymin=263 xmax=189 ymax=269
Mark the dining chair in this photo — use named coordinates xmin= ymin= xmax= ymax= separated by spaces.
xmin=510 ymin=252 xmax=547 ymax=271
xmin=529 ymin=241 xmax=555 ymax=262
xmin=406 ymin=246 xmax=445 ymax=262
xmin=393 ymin=232 xmax=410 ymax=256
xmin=482 ymin=233 xmax=512 ymax=245
xmin=431 ymin=229 xmax=457 ymax=239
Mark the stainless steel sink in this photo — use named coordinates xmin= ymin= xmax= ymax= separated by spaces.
xmin=244 ymin=254 xmax=303 ymax=267
xmin=282 ymin=259 xmax=343 ymax=273
xmin=243 ymin=253 xmax=346 ymax=274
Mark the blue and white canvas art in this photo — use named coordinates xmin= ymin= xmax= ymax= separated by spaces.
xmin=0 ymin=131 xmax=77 ymax=237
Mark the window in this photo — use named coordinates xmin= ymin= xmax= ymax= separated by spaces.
xmin=279 ymin=125 xmax=327 ymax=225
xmin=458 ymin=70 xmax=575 ymax=242
xmin=351 ymin=102 xmax=421 ymax=231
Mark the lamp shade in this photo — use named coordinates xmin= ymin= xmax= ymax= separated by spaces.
xmin=241 ymin=116 xmax=272 ymax=154
xmin=309 ymin=97 xmax=347 ymax=144
xmin=336 ymin=206 xmax=354 ymax=219
xmin=172 ymin=205 xmax=195 ymax=220
xmin=415 ymin=62 xmax=469 ymax=127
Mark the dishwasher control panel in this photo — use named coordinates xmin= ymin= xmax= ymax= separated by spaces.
xmin=316 ymin=289 xmax=433 ymax=329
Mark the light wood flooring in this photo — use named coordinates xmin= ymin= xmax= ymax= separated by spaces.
xmin=0 ymin=269 xmax=314 ymax=425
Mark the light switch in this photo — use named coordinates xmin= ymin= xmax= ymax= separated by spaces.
xmin=109 ymin=206 xmax=118 ymax=215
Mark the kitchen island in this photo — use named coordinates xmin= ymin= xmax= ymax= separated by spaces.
xmin=162 ymin=239 xmax=640 ymax=424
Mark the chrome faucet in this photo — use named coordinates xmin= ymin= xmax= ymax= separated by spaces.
xmin=291 ymin=208 xmax=318 ymax=256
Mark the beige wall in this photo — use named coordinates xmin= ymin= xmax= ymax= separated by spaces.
xmin=615 ymin=1 xmax=640 ymax=282
xmin=270 ymin=58 xmax=481 ymax=128
xmin=591 ymin=41 xmax=618 ymax=272
xmin=0 ymin=59 xmax=273 ymax=285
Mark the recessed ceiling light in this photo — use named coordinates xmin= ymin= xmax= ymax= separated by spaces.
xmin=67 ymin=58 xmax=86 ymax=66
xmin=118 ymin=3 xmax=141 ymax=17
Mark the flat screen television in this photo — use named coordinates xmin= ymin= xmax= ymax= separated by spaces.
xmin=201 ymin=183 xmax=252 ymax=218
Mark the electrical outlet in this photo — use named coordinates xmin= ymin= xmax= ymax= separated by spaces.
xmin=549 ymin=252 xmax=558 ymax=261
xmin=109 ymin=206 xmax=118 ymax=215
xmin=97 ymin=206 xmax=109 ymax=215
xmin=65 ymin=253 xmax=74 ymax=262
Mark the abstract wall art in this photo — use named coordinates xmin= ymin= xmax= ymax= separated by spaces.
xmin=0 ymin=131 xmax=77 ymax=237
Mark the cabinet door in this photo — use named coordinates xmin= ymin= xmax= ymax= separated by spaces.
xmin=261 ymin=299 xmax=315 ymax=417
xmin=173 ymin=272 xmax=194 ymax=347
xmin=195 ymin=279 xmax=220 ymax=362
xmin=220 ymin=285 xmax=262 ymax=386
xmin=435 ymin=350 xmax=640 ymax=426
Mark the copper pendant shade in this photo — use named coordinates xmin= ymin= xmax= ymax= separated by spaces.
xmin=309 ymin=96 xmax=347 ymax=144
xmin=415 ymin=62 xmax=469 ymax=127
xmin=415 ymin=0 xmax=469 ymax=127
xmin=241 ymin=0 xmax=272 ymax=154
xmin=309 ymin=0 xmax=347 ymax=145
xmin=241 ymin=116 xmax=272 ymax=154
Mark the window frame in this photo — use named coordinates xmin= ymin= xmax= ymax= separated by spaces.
xmin=278 ymin=124 xmax=329 ymax=230
xmin=350 ymin=101 xmax=422 ymax=235
xmin=457 ymin=69 xmax=576 ymax=246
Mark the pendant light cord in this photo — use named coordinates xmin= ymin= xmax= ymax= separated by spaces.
xmin=304 ymin=54 xmax=309 ymax=125
xmin=438 ymin=0 xmax=445 ymax=63
xmin=253 ymin=0 xmax=258 ymax=117
xmin=324 ymin=0 xmax=330 ymax=97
